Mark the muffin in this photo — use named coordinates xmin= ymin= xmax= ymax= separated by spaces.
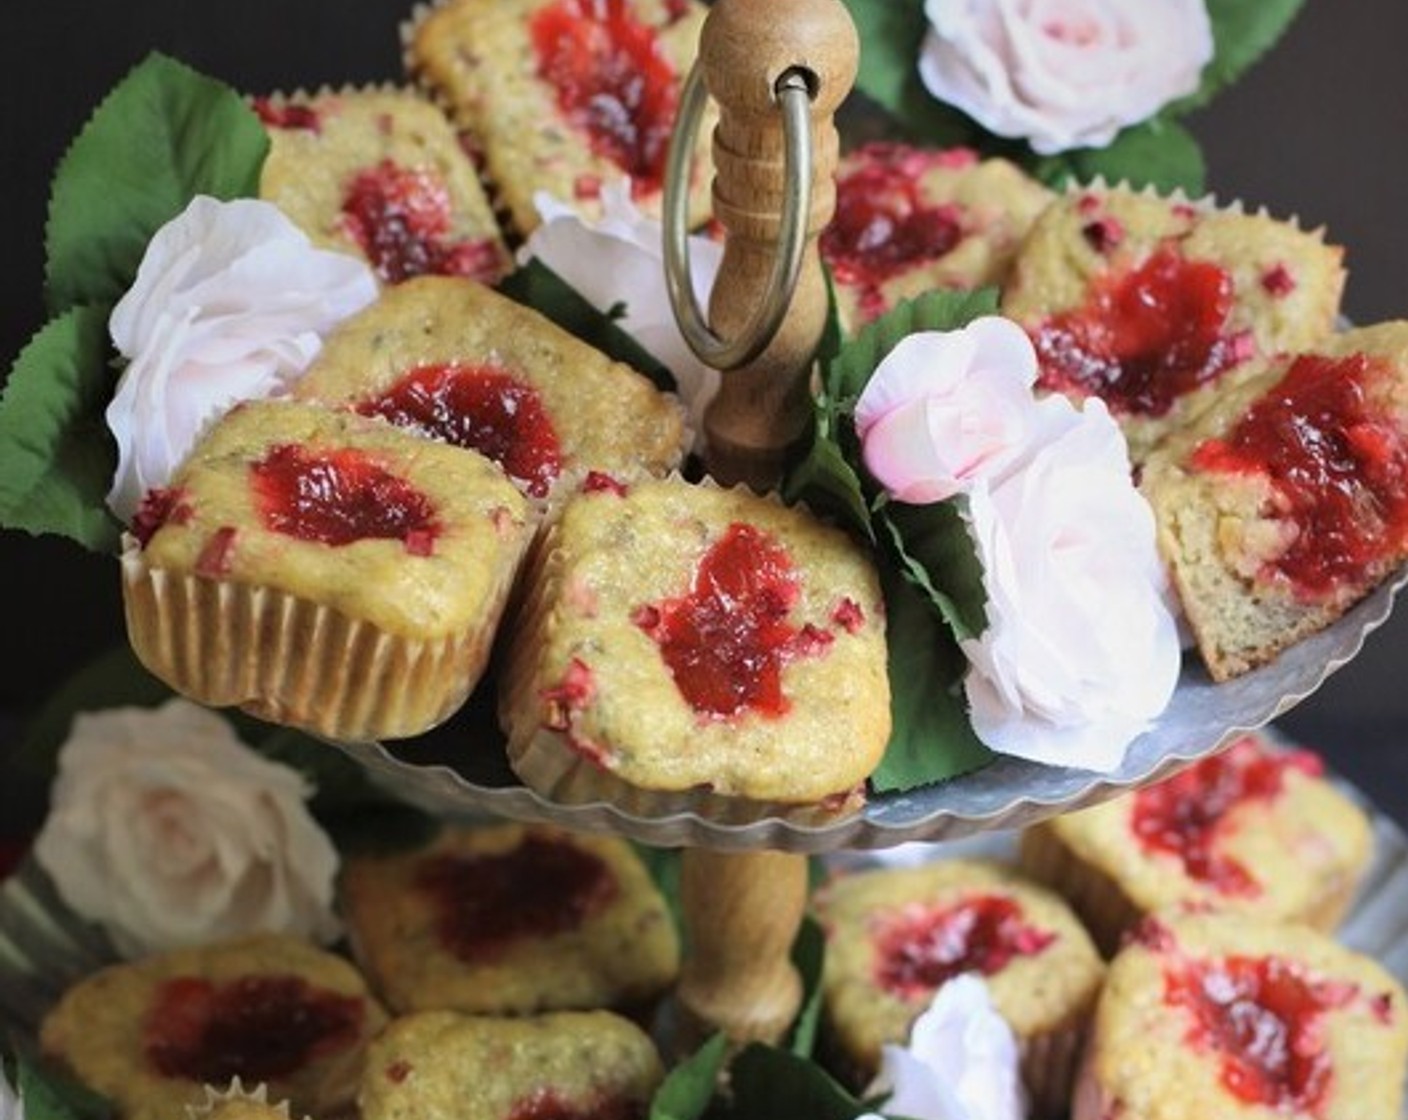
xmin=358 ymin=1009 xmax=664 ymax=1120
xmin=1001 ymin=184 xmax=1346 ymax=463
xmin=338 ymin=821 xmax=680 ymax=1015
xmin=256 ymin=86 xmax=511 ymax=285
xmin=290 ymin=275 xmax=687 ymax=503
xmin=1073 ymin=910 xmax=1408 ymax=1120
xmin=814 ymin=859 xmax=1105 ymax=1118
xmin=498 ymin=475 xmax=891 ymax=823
xmin=405 ymin=0 xmax=713 ymax=238
xmin=1020 ymin=730 xmax=1374 ymax=955
xmin=821 ymin=142 xmax=1052 ymax=330
xmin=122 ymin=399 xmax=533 ymax=741
xmin=38 ymin=934 xmax=388 ymax=1120
xmin=1140 ymin=321 xmax=1408 ymax=681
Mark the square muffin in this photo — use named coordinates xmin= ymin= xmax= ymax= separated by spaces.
xmin=290 ymin=275 xmax=686 ymax=504
xmin=359 ymin=1009 xmax=663 ymax=1120
xmin=38 ymin=934 xmax=388 ymax=1120
xmin=1001 ymin=185 xmax=1346 ymax=463
xmin=405 ymin=0 xmax=713 ymax=237
xmin=814 ymin=859 xmax=1105 ymax=1119
xmin=1073 ymin=911 xmax=1408 ymax=1120
xmin=122 ymin=399 xmax=533 ymax=741
xmin=256 ymin=85 xmax=511 ymax=285
xmin=339 ymin=821 xmax=679 ymax=1015
xmin=1139 ymin=320 xmax=1408 ymax=681
xmin=821 ymin=142 xmax=1053 ymax=331
xmin=1020 ymin=730 xmax=1374 ymax=954
xmin=498 ymin=475 xmax=891 ymax=823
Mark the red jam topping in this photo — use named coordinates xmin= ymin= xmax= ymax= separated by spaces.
xmin=1166 ymin=955 xmax=1356 ymax=1112
xmin=250 ymin=443 xmax=441 ymax=551
xmin=252 ymin=98 xmax=321 ymax=132
xmin=132 ymin=487 xmax=193 ymax=546
xmin=873 ymin=896 xmax=1056 ymax=1000
xmin=638 ymin=523 xmax=832 ymax=720
xmin=509 ymin=1089 xmax=643 ymax=1120
xmin=1031 ymin=244 xmax=1250 ymax=418
xmin=355 ymin=362 xmax=564 ymax=499
xmin=196 ymin=526 xmax=238 ymax=578
xmin=340 ymin=159 xmax=505 ymax=283
xmin=1132 ymin=734 xmax=1323 ymax=895
xmin=1189 ymin=352 xmax=1408 ymax=596
xmin=529 ymin=0 xmax=679 ymax=196
xmin=144 ymin=975 xmax=364 ymax=1083
xmin=820 ymin=142 xmax=966 ymax=323
xmin=415 ymin=834 xmax=618 ymax=961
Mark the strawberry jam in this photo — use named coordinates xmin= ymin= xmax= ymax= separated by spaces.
xmin=131 ymin=487 xmax=193 ymax=545
xmin=340 ymin=159 xmax=504 ymax=283
xmin=1189 ymin=352 xmax=1408 ymax=596
xmin=529 ymin=0 xmax=679 ymax=196
xmin=250 ymin=443 xmax=441 ymax=552
xmin=820 ymin=142 xmax=967 ymax=323
xmin=355 ymin=362 xmax=564 ymax=499
xmin=144 ymin=974 xmax=364 ymax=1083
xmin=415 ymin=834 xmax=618 ymax=961
xmin=1166 ymin=955 xmax=1356 ymax=1112
xmin=1032 ymin=244 xmax=1249 ymax=417
xmin=252 ymin=97 xmax=321 ymax=132
xmin=509 ymin=1089 xmax=644 ymax=1120
xmin=1132 ymin=734 xmax=1323 ymax=895
xmin=639 ymin=523 xmax=829 ymax=720
xmin=873 ymin=895 xmax=1056 ymax=1000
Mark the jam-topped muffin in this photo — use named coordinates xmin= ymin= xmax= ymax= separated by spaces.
xmin=1073 ymin=911 xmax=1408 ymax=1120
xmin=339 ymin=821 xmax=679 ymax=1016
xmin=359 ymin=1009 xmax=663 ymax=1120
xmin=122 ymin=399 xmax=533 ymax=741
xmin=821 ymin=142 xmax=1052 ymax=331
xmin=1001 ymin=185 xmax=1346 ymax=463
xmin=498 ymin=475 xmax=891 ymax=823
xmin=38 ymin=934 xmax=388 ymax=1120
xmin=1140 ymin=321 xmax=1408 ymax=681
xmin=256 ymin=86 xmax=511 ymax=285
xmin=290 ymin=276 xmax=686 ymax=504
xmin=1020 ymin=730 xmax=1374 ymax=954
xmin=814 ymin=859 xmax=1104 ymax=1119
xmin=406 ymin=0 xmax=713 ymax=238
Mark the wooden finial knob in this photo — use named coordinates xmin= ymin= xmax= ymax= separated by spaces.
xmin=698 ymin=0 xmax=859 ymax=490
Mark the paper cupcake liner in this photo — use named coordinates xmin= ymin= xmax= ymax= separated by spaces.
xmin=0 ymin=856 xmax=119 ymax=1036
xmin=122 ymin=543 xmax=501 ymax=744
xmin=499 ymin=475 xmax=874 ymax=829
xmin=1019 ymin=1011 xmax=1092 ymax=1120
xmin=1017 ymin=829 xmax=1143 ymax=958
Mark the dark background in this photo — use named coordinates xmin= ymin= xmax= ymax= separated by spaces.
xmin=2 ymin=1 xmax=1406 ymax=824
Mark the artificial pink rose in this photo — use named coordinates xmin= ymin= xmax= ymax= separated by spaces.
xmin=918 ymin=0 xmax=1214 ymax=155
xmin=854 ymin=316 xmax=1040 ymax=503
xmin=959 ymin=396 xmax=1180 ymax=771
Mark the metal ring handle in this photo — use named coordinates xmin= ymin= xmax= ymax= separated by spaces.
xmin=663 ymin=64 xmax=814 ymax=372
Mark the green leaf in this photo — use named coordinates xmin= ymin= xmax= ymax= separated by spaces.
xmin=0 ymin=308 xmax=122 ymax=552
xmin=870 ymin=568 xmax=993 ymax=794
xmin=16 ymin=1049 xmax=113 ymax=1120
xmin=781 ymin=432 xmax=872 ymax=543
xmin=45 ymin=51 xmax=269 ymax=315
xmin=1180 ymin=0 xmax=1307 ymax=113
xmin=719 ymin=1044 xmax=865 ymax=1120
xmin=498 ymin=260 xmax=678 ymax=394
xmin=1035 ymin=118 xmax=1207 ymax=196
xmin=650 ymin=1033 xmax=729 ymax=1120
xmin=787 ymin=915 xmax=826 ymax=1059
xmin=835 ymin=1 xmax=975 ymax=148
xmin=879 ymin=499 xmax=986 ymax=643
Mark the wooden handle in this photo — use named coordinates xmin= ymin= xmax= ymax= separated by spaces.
xmin=674 ymin=847 xmax=810 ymax=1049
xmin=699 ymin=0 xmax=859 ymax=489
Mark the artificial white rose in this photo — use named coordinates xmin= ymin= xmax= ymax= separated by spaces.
xmin=919 ymin=0 xmax=1214 ymax=155
xmin=105 ymin=195 xmax=378 ymax=524
xmin=0 ymin=1065 xmax=21 ymax=1120
xmin=854 ymin=317 xmax=1040 ymax=503
xmin=519 ymin=179 xmax=722 ymax=446
xmin=857 ymin=975 xmax=1025 ymax=1120
xmin=33 ymin=698 xmax=342 ymax=958
xmin=959 ymin=396 xmax=1180 ymax=771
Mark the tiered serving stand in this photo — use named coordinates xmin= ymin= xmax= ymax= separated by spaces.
xmin=330 ymin=0 xmax=1408 ymax=1056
